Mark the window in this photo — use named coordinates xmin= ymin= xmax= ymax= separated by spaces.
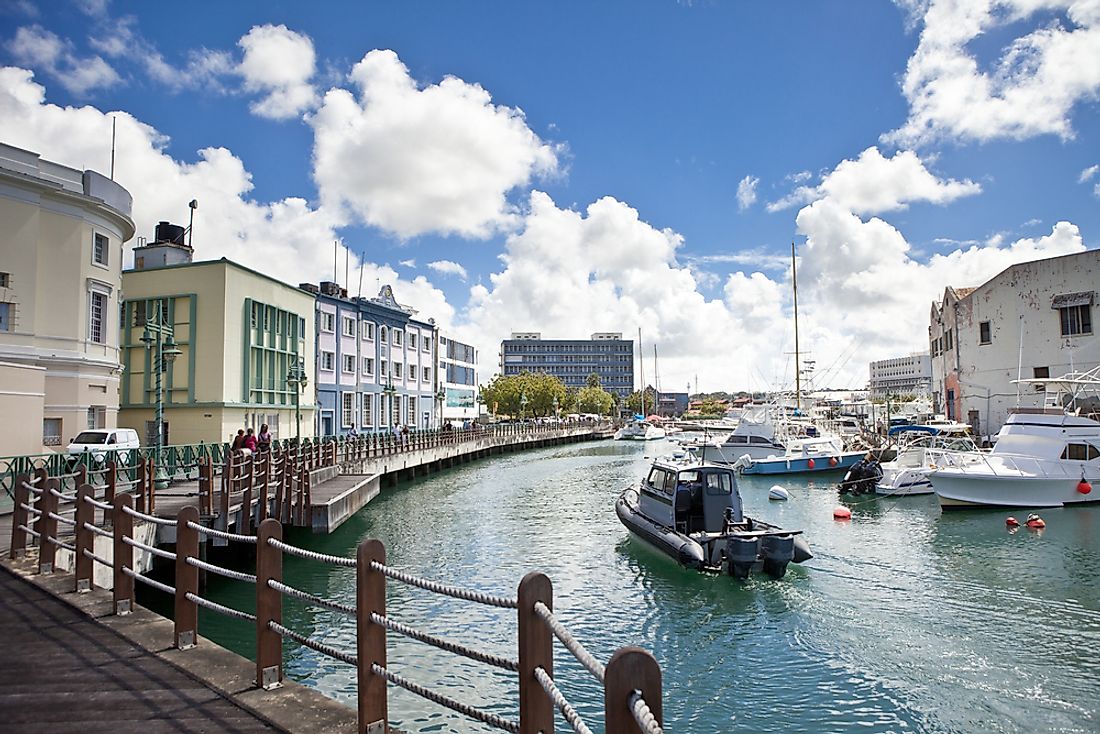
xmin=342 ymin=393 xmax=354 ymax=428
xmin=410 ymin=333 xmax=418 ymax=350
xmin=1061 ymin=443 xmax=1100 ymax=461
xmin=93 ymin=233 xmax=108 ymax=266
xmin=88 ymin=291 xmax=107 ymax=344
xmin=343 ymin=354 xmax=356 ymax=373
xmin=363 ymin=393 xmax=374 ymax=426
xmin=394 ymin=362 xmax=403 ymax=379
xmin=0 ymin=303 xmax=10 ymax=332
xmin=979 ymin=321 xmax=991 ymax=344
xmin=423 ymin=338 xmax=431 ymax=353
xmin=408 ymin=396 xmax=416 ymax=424
xmin=1060 ymin=305 xmax=1092 ymax=336
xmin=321 ymin=311 xmax=335 ymax=333
xmin=0 ymin=272 xmax=9 ymax=287
xmin=423 ymin=366 xmax=431 ymax=383
xmin=342 ymin=316 xmax=356 ymax=337
xmin=43 ymin=418 xmax=62 ymax=447
xmin=363 ymin=357 xmax=374 ymax=376
xmin=362 ymin=321 xmax=374 ymax=340
xmin=380 ymin=326 xmax=388 ymax=343
xmin=321 ymin=351 xmax=335 ymax=371
xmin=87 ymin=406 xmax=105 ymax=430
xmin=1033 ymin=366 xmax=1050 ymax=391
xmin=381 ymin=360 xmax=388 ymax=379
xmin=393 ymin=330 xmax=402 ymax=346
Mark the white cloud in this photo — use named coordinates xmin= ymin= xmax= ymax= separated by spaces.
xmin=427 ymin=260 xmax=469 ymax=280
xmin=238 ymin=24 xmax=318 ymax=119
xmin=310 ymin=49 xmax=561 ymax=239
xmin=399 ymin=259 xmax=416 ymax=268
xmin=1080 ymin=164 xmax=1100 ymax=183
xmin=887 ymin=0 xmax=1100 ymax=145
xmin=8 ymin=25 xmax=120 ymax=95
xmin=1094 ymin=182 xmax=1100 ymax=198
xmin=736 ymin=174 xmax=759 ymax=210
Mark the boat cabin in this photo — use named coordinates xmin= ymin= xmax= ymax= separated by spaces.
xmin=639 ymin=461 xmax=742 ymax=534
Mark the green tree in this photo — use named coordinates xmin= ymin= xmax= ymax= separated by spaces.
xmin=625 ymin=386 xmax=658 ymax=415
xmin=586 ymin=372 xmax=602 ymax=389
xmin=480 ymin=371 xmax=568 ymax=417
xmin=575 ymin=386 xmax=614 ymax=415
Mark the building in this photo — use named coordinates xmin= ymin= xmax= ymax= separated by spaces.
xmin=309 ymin=282 xmax=438 ymax=436
xmin=868 ymin=353 xmax=931 ymax=398
xmin=119 ymin=235 xmax=317 ymax=445
xmin=439 ymin=334 xmax=478 ymax=423
xmin=655 ymin=392 xmax=689 ymax=417
xmin=0 ymin=142 xmax=135 ymax=455
xmin=499 ymin=332 xmax=634 ymax=399
xmin=929 ymin=249 xmax=1100 ymax=438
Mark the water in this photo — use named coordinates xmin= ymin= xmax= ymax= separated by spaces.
xmin=187 ymin=439 xmax=1100 ymax=733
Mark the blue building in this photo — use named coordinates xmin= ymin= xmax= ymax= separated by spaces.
xmin=499 ymin=332 xmax=634 ymax=399
xmin=306 ymin=281 xmax=439 ymax=436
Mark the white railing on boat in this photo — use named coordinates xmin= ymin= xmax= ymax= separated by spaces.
xmin=926 ymin=449 xmax=1082 ymax=479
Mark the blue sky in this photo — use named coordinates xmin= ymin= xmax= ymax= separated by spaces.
xmin=2 ymin=0 xmax=1098 ymax=391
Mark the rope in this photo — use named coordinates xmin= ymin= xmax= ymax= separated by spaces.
xmin=370 ymin=612 xmax=518 ymax=671
xmin=46 ymin=536 xmax=76 ymax=551
xmin=19 ymin=502 xmax=41 ymax=516
xmin=83 ymin=548 xmax=111 ymax=567
xmin=83 ymin=495 xmax=113 ymax=511
xmin=371 ymin=663 xmax=520 ymax=734
xmin=369 ymin=561 xmax=517 ymax=609
xmin=185 ymin=592 xmax=256 ymax=622
xmin=267 ymin=620 xmax=357 ymax=665
xmin=123 ymin=567 xmax=176 ymax=595
xmin=49 ymin=487 xmax=76 ymax=502
xmin=267 ymin=538 xmax=356 ymax=567
xmin=186 ymin=521 xmax=257 ymax=544
xmin=533 ymin=602 xmax=605 ymax=683
xmin=122 ymin=505 xmax=176 ymax=526
xmin=123 ymin=536 xmax=177 ymax=561
xmin=534 ymin=666 xmax=593 ymax=734
xmin=186 ymin=556 xmax=257 ymax=584
xmin=17 ymin=524 xmax=40 ymax=538
xmin=629 ymin=691 xmax=664 ymax=734
xmin=22 ymin=481 xmax=42 ymax=495
xmin=49 ymin=512 xmax=76 ymax=527
xmin=268 ymin=579 xmax=355 ymax=616
xmin=83 ymin=522 xmax=113 ymax=538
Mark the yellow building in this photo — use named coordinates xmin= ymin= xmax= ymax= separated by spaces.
xmin=119 ymin=246 xmax=316 ymax=446
xmin=0 ymin=142 xmax=135 ymax=455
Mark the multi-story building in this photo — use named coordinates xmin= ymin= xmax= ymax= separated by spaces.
xmin=655 ymin=392 xmax=689 ymax=417
xmin=0 ymin=142 xmax=135 ymax=455
xmin=439 ymin=334 xmax=478 ymax=424
xmin=499 ymin=332 xmax=634 ymax=399
xmin=868 ymin=353 xmax=931 ymax=399
xmin=309 ymin=282 xmax=438 ymax=436
xmin=930 ymin=249 xmax=1100 ymax=438
xmin=119 ymin=233 xmax=317 ymax=445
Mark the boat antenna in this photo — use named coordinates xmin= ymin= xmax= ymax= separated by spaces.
xmin=638 ymin=327 xmax=645 ymax=417
xmin=109 ymin=115 xmax=116 ymax=180
xmin=1015 ymin=314 xmax=1024 ymax=407
xmin=791 ymin=241 xmax=801 ymax=413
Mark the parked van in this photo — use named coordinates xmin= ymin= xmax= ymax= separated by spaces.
xmin=66 ymin=428 xmax=141 ymax=465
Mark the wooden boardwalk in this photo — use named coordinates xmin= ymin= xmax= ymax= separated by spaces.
xmin=0 ymin=564 xmax=280 ymax=733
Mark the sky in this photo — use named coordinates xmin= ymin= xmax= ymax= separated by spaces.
xmin=2 ymin=0 xmax=1098 ymax=393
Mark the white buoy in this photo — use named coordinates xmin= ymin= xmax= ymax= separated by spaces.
xmin=768 ymin=485 xmax=790 ymax=501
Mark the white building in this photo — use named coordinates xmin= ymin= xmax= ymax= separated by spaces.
xmin=439 ymin=334 xmax=478 ymax=424
xmin=868 ymin=353 xmax=931 ymax=398
xmin=929 ymin=249 xmax=1100 ymax=439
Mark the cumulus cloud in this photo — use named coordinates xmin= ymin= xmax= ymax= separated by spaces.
xmin=310 ymin=49 xmax=561 ymax=239
xmin=736 ymin=175 xmax=759 ymax=210
xmin=1080 ymin=164 xmax=1099 ymax=183
xmin=8 ymin=25 xmax=120 ymax=95
xmin=238 ymin=24 xmax=318 ymax=119
xmin=887 ymin=0 xmax=1100 ymax=145
xmin=427 ymin=260 xmax=468 ymax=280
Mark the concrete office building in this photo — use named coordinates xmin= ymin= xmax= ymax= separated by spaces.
xmin=500 ymin=332 xmax=634 ymax=399
xmin=868 ymin=353 xmax=932 ymax=399
xmin=439 ymin=334 xmax=478 ymax=423
xmin=0 ymin=142 xmax=135 ymax=455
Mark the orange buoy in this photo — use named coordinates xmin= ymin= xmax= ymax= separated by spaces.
xmin=1077 ymin=479 xmax=1092 ymax=495
xmin=807 ymin=458 xmax=816 ymax=470
xmin=1025 ymin=513 xmax=1045 ymax=529
xmin=833 ymin=506 xmax=852 ymax=520
xmin=828 ymin=456 xmax=838 ymax=467
xmin=1005 ymin=516 xmax=1019 ymax=527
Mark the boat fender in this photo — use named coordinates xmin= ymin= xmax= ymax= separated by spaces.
xmin=768 ymin=485 xmax=790 ymax=501
xmin=676 ymin=544 xmax=705 ymax=570
xmin=807 ymin=458 xmax=816 ymax=470
xmin=833 ymin=506 xmax=852 ymax=520
xmin=828 ymin=456 xmax=838 ymax=467
xmin=1005 ymin=516 xmax=1019 ymax=528
xmin=1025 ymin=514 xmax=1045 ymax=529
xmin=1078 ymin=479 xmax=1093 ymax=495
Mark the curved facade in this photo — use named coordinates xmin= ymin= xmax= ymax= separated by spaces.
xmin=0 ymin=142 xmax=135 ymax=454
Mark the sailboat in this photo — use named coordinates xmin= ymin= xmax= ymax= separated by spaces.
xmin=616 ymin=329 xmax=667 ymax=440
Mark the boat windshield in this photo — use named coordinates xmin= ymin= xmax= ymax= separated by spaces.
xmin=678 ymin=469 xmax=734 ymax=495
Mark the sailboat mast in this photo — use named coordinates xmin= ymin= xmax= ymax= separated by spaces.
xmin=638 ymin=327 xmax=646 ymax=416
xmin=792 ymin=241 xmax=801 ymax=412
xmin=653 ymin=344 xmax=660 ymax=415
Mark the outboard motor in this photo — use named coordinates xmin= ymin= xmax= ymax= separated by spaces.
xmin=839 ymin=458 xmax=881 ymax=495
xmin=726 ymin=536 xmax=760 ymax=579
xmin=761 ymin=535 xmax=795 ymax=579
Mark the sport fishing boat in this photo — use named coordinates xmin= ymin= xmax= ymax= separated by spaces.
xmin=928 ymin=368 xmax=1100 ymax=509
xmin=615 ymin=455 xmax=812 ymax=579
xmin=739 ymin=436 xmax=865 ymax=475
xmin=875 ymin=431 xmax=980 ymax=496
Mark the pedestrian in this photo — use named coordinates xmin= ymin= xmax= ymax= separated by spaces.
xmin=231 ymin=429 xmax=245 ymax=452
xmin=257 ymin=423 xmax=272 ymax=452
xmin=242 ymin=427 xmax=257 ymax=455
xmin=401 ymin=424 xmax=409 ymax=445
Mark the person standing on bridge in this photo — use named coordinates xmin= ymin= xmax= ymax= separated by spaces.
xmin=231 ymin=429 xmax=245 ymax=452
xmin=257 ymin=424 xmax=272 ymax=452
xmin=242 ymin=427 xmax=257 ymax=455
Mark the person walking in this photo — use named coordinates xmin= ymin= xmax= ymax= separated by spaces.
xmin=242 ymin=427 xmax=257 ymax=455
xmin=231 ymin=429 xmax=245 ymax=452
xmin=257 ymin=423 xmax=272 ymax=452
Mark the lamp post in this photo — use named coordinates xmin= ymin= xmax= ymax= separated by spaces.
xmin=435 ymin=387 xmax=446 ymax=428
xmin=520 ymin=391 xmax=528 ymax=421
xmin=383 ymin=371 xmax=397 ymax=430
xmin=553 ymin=395 xmax=559 ymax=419
xmin=141 ymin=306 xmax=181 ymax=490
xmin=287 ymin=358 xmax=308 ymax=447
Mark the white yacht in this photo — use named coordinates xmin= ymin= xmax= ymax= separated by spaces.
xmin=875 ymin=432 xmax=980 ymax=496
xmin=615 ymin=420 xmax=667 ymax=441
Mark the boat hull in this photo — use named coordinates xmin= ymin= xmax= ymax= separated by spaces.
xmin=743 ymin=451 xmax=863 ymax=475
xmin=931 ymin=471 xmax=1100 ymax=509
xmin=875 ymin=468 xmax=934 ymax=496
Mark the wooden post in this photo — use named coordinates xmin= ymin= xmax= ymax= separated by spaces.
xmin=258 ymin=452 xmax=270 ymax=523
xmin=357 ymin=538 xmax=387 ymax=734
xmin=74 ymin=483 xmax=94 ymax=592
xmin=174 ymin=506 xmax=200 ymax=649
xmin=9 ymin=472 xmax=30 ymax=559
xmin=255 ymin=517 xmax=283 ymax=689
xmin=113 ymin=493 xmax=134 ymax=614
xmin=605 ymin=647 xmax=662 ymax=734
xmin=75 ymin=464 xmax=88 ymax=494
xmin=272 ymin=453 xmax=284 ymax=524
xmin=241 ymin=453 xmax=254 ymax=535
xmin=303 ymin=470 xmax=312 ymax=517
xmin=106 ymin=460 xmax=117 ymax=503
xmin=220 ymin=454 xmax=231 ymax=526
xmin=518 ymin=572 xmax=554 ymax=734
xmin=38 ymin=477 xmax=59 ymax=574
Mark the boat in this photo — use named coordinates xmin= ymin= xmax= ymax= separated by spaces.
xmin=615 ymin=419 xmax=667 ymax=441
xmin=928 ymin=368 xmax=1100 ymax=509
xmin=874 ymin=430 xmax=980 ymax=496
xmin=615 ymin=455 xmax=812 ymax=579
xmin=740 ymin=437 xmax=865 ymax=475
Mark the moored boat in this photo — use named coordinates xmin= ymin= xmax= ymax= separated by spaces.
xmin=615 ymin=420 xmax=667 ymax=440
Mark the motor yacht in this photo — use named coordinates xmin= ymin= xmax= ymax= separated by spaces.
xmin=875 ymin=431 xmax=980 ymax=496
xmin=615 ymin=420 xmax=667 ymax=441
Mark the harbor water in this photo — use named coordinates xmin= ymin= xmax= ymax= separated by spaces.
xmin=188 ymin=439 xmax=1100 ymax=733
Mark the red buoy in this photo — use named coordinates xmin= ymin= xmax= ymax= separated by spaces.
xmin=828 ymin=456 xmax=839 ymax=467
xmin=1077 ymin=479 xmax=1092 ymax=495
xmin=1025 ymin=514 xmax=1045 ymax=529
xmin=1005 ymin=516 xmax=1019 ymax=527
xmin=807 ymin=458 xmax=816 ymax=470
xmin=833 ymin=506 xmax=852 ymax=520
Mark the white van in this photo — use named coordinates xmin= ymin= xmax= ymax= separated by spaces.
xmin=66 ymin=428 xmax=141 ymax=464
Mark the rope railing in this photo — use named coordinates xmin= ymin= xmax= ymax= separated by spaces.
xmin=187 ymin=556 xmax=257 ymax=584
xmin=122 ymin=505 xmax=175 ymax=526
xmin=371 ymin=663 xmax=520 ymax=734
xmin=268 ymin=578 xmax=355 ymax=616
xmin=82 ymin=547 xmax=111 ymax=567
xmin=83 ymin=495 xmax=113 ymax=511
xmin=369 ymin=560 xmax=518 ymax=609
xmin=186 ymin=521 xmax=257 ymax=544
xmin=267 ymin=537 xmax=355 ymax=566
xmin=534 ymin=601 xmax=606 ymax=682
xmin=17 ymin=524 xmax=39 ymax=538
xmin=123 ymin=566 xmax=176 ymax=596
xmin=535 ymin=666 xmax=595 ymax=734
xmin=185 ymin=592 xmax=256 ymax=623
xmin=629 ymin=691 xmax=664 ymax=734
xmin=268 ymin=621 xmax=357 ymax=665
xmin=83 ymin=521 xmax=112 ymax=538
xmin=123 ymin=536 xmax=177 ymax=561
xmin=46 ymin=536 xmax=75 ymax=551
xmin=370 ymin=612 xmax=519 ymax=672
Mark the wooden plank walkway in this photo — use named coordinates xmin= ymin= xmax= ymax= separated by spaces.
xmin=0 ymin=564 xmax=280 ymax=733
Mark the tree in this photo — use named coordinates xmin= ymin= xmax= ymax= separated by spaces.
xmin=625 ymin=386 xmax=658 ymax=415
xmin=575 ymin=386 xmax=614 ymax=415
xmin=479 ymin=371 xmax=568 ymax=417
xmin=586 ymin=372 xmax=602 ymax=389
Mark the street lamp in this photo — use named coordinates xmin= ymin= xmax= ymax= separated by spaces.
xmin=553 ymin=395 xmax=559 ymax=419
xmin=141 ymin=307 xmax=181 ymax=490
xmin=287 ymin=357 xmax=308 ymax=447
xmin=435 ymin=387 xmax=446 ymax=428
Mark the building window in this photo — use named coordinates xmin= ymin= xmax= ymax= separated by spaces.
xmin=363 ymin=393 xmax=374 ymax=427
xmin=363 ymin=357 xmax=374 ymax=376
xmin=410 ymin=333 xmax=418 ymax=350
xmin=0 ymin=272 xmax=9 ymax=287
xmin=423 ymin=338 xmax=431 ymax=353
xmin=423 ymin=366 xmax=431 ymax=383
xmin=394 ymin=362 xmax=403 ymax=379
xmin=0 ymin=302 xmax=10 ymax=332
xmin=321 ymin=351 xmax=335 ymax=371
xmin=362 ymin=321 xmax=374 ymax=340
xmin=381 ymin=360 xmax=388 ymax=379
xmin=380 ymin=326 xmax=388 ymax=343
xmin=321 ymin=311 xmax=335 ymax=333
xmin=87 ymin=406 xmax=105 ymax=430
xmin=93 ymin=233 xmax=109 ymax=266
xmin=43 ymin=418 xmax=62 ymax=447
xmin=1059 ymin=305 xmax=1092 ymax=337
xmin=343 ymin=316 xmax=356 ymax=337
xmin=408 ymin=396 xmax=416 ymax=424
xmin=979 ymin=321 xmax=991 ymax=344
xmin=343 ymin=354 xmax=356 ymax=373
xmin=342 ymin=392 xmax=354 ymax=428
xmin=393 ymin=330 xmax=402 ymax=346
xmin=88 ymin=291 xmax=107 ymax=344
